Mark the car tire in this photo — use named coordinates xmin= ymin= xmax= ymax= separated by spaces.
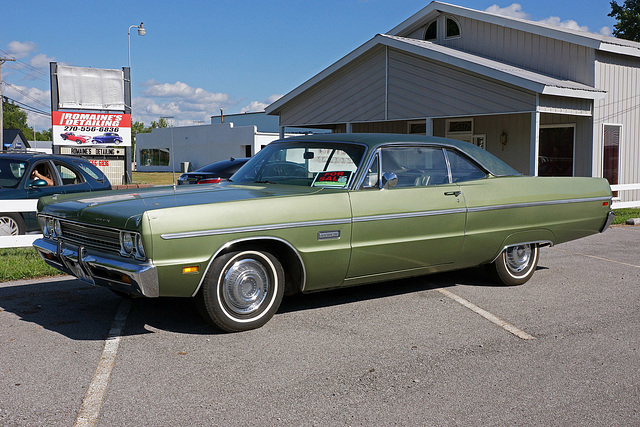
xmin=197 ymin=250 xmax=285 ymax=332
xmin=0 ymin=213 xmax=26 ymax=236
xmin=488 ymin=243 xmax=539 ymax=286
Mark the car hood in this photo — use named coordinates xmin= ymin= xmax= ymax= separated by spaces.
xmin=37 ymin=183 xmax=325 ymax=229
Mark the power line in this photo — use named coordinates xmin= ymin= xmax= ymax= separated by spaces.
xmin=3 ymin=95 xmax=51 ymax=118
xmin=3 ymin=81 xmax=50 ymax=109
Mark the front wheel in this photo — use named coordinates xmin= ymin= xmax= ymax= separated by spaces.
xmin=488 ymin=243 xmax=539 ymax=286
xmin=197 ymin=250 xmax=285 ymax=332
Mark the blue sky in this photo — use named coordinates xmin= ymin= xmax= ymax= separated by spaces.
xmin=1 ymin=0 xmax=618 ymax=130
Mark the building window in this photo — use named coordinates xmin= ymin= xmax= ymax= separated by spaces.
xmin=425 ymin=20 xmax=438 ymax=41
xmin=242 ymin=145 xmax=252 ymax=157
xmin=140 ymin=148 xmax=170 ymax=166
xmin=408 ymin=120 xmax=427 ymax=134
xmin=539 ymin=125 xmax=575 ymax=177
xmin=603 ymin=124 xmax=621 ymax=189
xmin=446 ymin=17 xmax=461 ymax=38
xmin=445 ymin=118 xmax=473 ymax=142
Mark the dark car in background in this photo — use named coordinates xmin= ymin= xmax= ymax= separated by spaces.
xmin=177 ymin=157 xmax=249 ymax=185
xmin=0 ymin=153 xmax=111 ymax=235
xmin=92 ymin=132 xmax=123 ymax=145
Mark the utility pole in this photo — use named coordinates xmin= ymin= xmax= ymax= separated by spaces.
xmin=0 ymin=57 xmax=16 ymax=150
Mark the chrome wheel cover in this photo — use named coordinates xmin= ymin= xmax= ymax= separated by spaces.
xmin=504 ymin=245 xmax=532 ymax=273
xmin=0 ymin=216 xmax=19 ymax=236
xmin=222 ymin=258 xmax=270 ymax=315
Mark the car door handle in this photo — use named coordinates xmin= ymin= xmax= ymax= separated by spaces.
xmin=444 ymin=191 xmax=461 ymax=197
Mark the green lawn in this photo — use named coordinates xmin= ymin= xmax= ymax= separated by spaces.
xmin=131 ymin=172 xmax=175 ymax=186
xmin=1 ymin=247 xmax=63 ymax=282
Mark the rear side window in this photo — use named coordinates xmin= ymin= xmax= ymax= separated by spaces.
xmin=55 ymin=162 xmax=84 ymax=186
xmin=74 ymin=160 xmax=106 ymax=181
xmin=0 ymin=159 xmax=27 ymax=188
xmin=446 ymin=149 xmax=487 ymax=183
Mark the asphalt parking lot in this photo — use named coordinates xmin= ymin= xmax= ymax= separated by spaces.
xmin=1 ymin=226 xmax=639 ymax=426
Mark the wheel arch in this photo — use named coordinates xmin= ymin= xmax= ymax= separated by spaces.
xmin=192 ymin=236 xmax=306 ymax=298
xmin=491 ymin=230 xmax=555 ymax=262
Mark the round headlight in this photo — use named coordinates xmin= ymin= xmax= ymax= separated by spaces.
xmin=121 ymin=232 xmax=134 ymax=254
xmin=136 ymin=235 xmax=146 ymax=259
xmin=53 ymin=219 xmax=62 ymax=238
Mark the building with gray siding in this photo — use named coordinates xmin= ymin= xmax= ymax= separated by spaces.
xmin=267 ymin=1 xmax=640 ymax=203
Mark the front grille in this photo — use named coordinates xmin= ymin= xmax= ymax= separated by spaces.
xmin=59 ymin=221 xmax=121 ymax=253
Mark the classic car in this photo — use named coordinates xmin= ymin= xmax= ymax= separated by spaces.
xmin=91 ymin=132 xmax=123 ymax=145
xmin=177 ymin=157 xmax=249 ymax=185
xmin=0 ymin=152 xmax=111 ymax=235
xmin=60 ymin=132 xmax=90 ymax=144
xmin=33 ymin=134 xmax=614 ymax=332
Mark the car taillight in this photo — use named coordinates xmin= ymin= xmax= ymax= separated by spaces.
xmin=197 ymin=178 xmax=222 ymax=184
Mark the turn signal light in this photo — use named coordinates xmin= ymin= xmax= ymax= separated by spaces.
xmin=182 ymin=266 xmax=199 ymax=274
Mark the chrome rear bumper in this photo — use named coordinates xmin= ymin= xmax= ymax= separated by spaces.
xmin=601 ymin=211 xmax=615 ymax=233
xmin=33 ymin=238 xmax=159 ymax=297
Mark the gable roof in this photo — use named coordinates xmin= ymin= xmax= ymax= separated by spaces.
xmin=266 ymin=33 xmax=605 ymax=115
xmin=390 ymin=1 xmax=640 ymax=58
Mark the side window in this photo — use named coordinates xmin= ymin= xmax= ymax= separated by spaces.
xmin=74 ymin=160 xmax=106 ymax=181
xmin=446 ymin=149 xmax=487 ymax=183
xmin=380 ymin=146 xmax=450 ymax=188
xmin=54 ymin=162 xmax=84 ymax=186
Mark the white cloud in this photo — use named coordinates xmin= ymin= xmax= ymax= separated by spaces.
xmin=486 ymin=3 xmax=607 ymax=35
xmin=539 ymin=16 xmax=589 ymax=32
xmin=7 ymin=41 xmax=37 ymax=58
xmin=599 ymin=26 xmax=612 ymax=37
xmin=3 ymin=82 xmax=51 ymax=129
xmin=485 ymin=3 xmax=528 ymax=20
xmin=133 ymin=80 xmax=265 ymax=126
xmin=30 ymin=53 xmax=55 ymax=68
xmin=240 ymin=94 xmax=284 ymax=113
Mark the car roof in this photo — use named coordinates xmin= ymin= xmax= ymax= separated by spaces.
xmin=276 ymin=133 xmax=521 ymax=177
xmin=0 ymin=152 xmax=91 ymax=163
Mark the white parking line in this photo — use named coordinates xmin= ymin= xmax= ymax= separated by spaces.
xmin=436 ymin=288 xmax=536 ymax=340
xmin=74 ymin=299 xmax=131 ymax=427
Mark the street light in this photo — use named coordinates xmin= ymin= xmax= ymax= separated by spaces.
xmin=128 ymin=22 xmax=145 ymax=69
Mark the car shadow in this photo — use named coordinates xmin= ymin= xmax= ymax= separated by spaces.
xmin=0 ymin=265 xmax=535 ymax=339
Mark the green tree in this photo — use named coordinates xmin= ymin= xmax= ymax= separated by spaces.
xmin=609 ymin=0 xmax=640 ymax=41
xmin=2 ymin=99 xmax=29 ymax=130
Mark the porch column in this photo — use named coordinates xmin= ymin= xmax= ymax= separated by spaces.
xmin=346 ymin=123 xmax=353 ymax=133
xmin=425 ymin=118 xmax=433 ymax=136
xmin=530 ymin=112 xmax=540 ymax=176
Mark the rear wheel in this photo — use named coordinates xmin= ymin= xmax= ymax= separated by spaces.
xmin=488 ymin=243 xmax=539 ymax=286
xmin=0 ymin=213 xmax=26 ymax=236
xmin=197 ymin=250 xmax=285 ymax=332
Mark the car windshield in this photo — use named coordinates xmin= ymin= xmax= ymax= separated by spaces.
xmin=0 ymin=159 xmax=28 ymax=188
xmin=231 ymin=142 xmax=366 ymax=188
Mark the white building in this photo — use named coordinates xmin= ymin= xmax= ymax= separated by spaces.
xmin=135 ymin=116 xmax=280 ymax=172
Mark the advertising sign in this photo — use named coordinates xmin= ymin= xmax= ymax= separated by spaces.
xmin=52 ymin=111 xmax=132 ymax=147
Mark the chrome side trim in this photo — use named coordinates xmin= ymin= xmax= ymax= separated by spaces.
xmin=161 ymin=218 xmax=351 ymax=240
xmin=468 ymin=196 xmax=612 ymax=213
xmin=191 ymin=236 xmax=308 ymax=296
xmin=353 ymin=208 xmax=467 ymax=223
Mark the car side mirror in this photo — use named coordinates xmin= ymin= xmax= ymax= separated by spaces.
xmin=381 ymin=172 xmax=398 ymax=190
xmin=29 ymin=179 xmax=49 ymax=188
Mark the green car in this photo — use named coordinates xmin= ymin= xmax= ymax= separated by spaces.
xmin=33 ymin=134 xmax=614 ymax=332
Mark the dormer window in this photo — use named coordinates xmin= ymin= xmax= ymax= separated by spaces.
xmin=446 ymin=17 xmax=461 ymax=38
xmin=425 ymin=20 xmax=437 ymax=41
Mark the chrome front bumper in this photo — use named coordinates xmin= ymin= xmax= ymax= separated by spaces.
xmin=33 ymin=238 xmax=159 ymax=297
